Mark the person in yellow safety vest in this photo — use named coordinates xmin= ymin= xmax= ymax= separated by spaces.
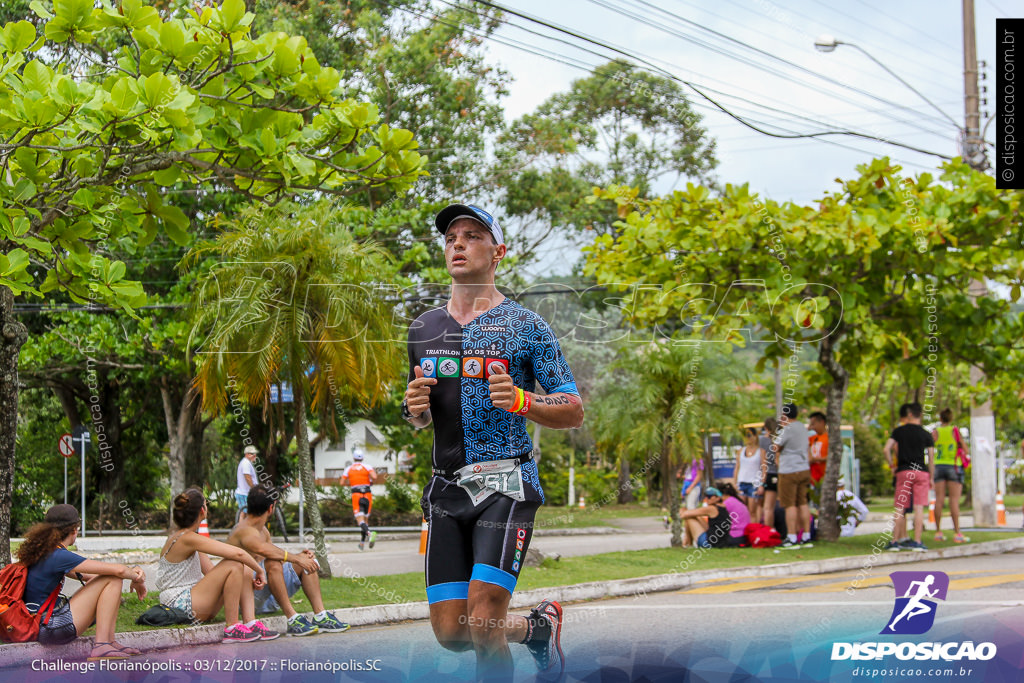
xmin=931 ymin=409 xmax=970 ymax=544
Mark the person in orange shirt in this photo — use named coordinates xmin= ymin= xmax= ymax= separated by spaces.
xmin=807 ymin=411 xmax=829 ymax=485
xmin=340 ymin=449 xmax=378 ymax=550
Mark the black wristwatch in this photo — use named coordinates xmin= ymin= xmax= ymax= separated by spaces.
xmin=401 ymin=399 xmax=414 ymax=420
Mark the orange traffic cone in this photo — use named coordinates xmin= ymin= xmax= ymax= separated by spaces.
xmin=996 ymin=492 xmax=1007 ymax=526
xmin=928 ymin=489 xmax=936 ymax=524
xmin=198 ymin=518 xmax=210 ymax=537
xmin=578 ymin=496 xmax=585 ymax=509
xmin=418 ymin=518 xmax=429 ymax=555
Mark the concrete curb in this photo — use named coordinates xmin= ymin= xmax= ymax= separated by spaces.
xmin=533 ymin=526 xmax=626 ymax=537
xmin=3 ymin=535 xmax=1021 ymax=669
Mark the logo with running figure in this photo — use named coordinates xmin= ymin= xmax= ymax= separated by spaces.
xmin=881 ymin=571 xmax=949 ymax=635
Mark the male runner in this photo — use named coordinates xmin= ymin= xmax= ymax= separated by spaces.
xmin=227 ymin=485 xmax=350 ymax=636
xmin=340 ymin=449 xmax=377 ymax=550
xmin=404 ymin=203 xmax=584 ymax=680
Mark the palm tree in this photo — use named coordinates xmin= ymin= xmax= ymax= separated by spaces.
xmin=186 ymin=200 xmax=401 ymax=576
xmin=593 ymin=339 xmax=752 ymax=547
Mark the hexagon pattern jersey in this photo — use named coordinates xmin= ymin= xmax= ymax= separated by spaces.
xmin=406 ymin=298 xmax=579 ymax=503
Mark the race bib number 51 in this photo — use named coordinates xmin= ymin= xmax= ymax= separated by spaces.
xmin=454 ymin=460 xmax=526 ymax=506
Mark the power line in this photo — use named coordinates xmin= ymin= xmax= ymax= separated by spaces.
xmin=852 ymin=0 xmax=959 ymax=54
xmin=486 ymin=0 xmax=952 ymax=139
xmin=817 ymin=1 xmax=962 ymax=73
xmin=469 ymin=0 xmax=952 ymax=160
xmin=424 ymin=1 xmax=955 ymax=158
xmin=691 ymin=0 xmax=961 ymax=94
xmin=405 ymin=1 xmax=950 ymax=174
xmin=597 ymin=0 xmax=960 ymax=133
xmin=726 ymin=0 xmax=962 ymax=80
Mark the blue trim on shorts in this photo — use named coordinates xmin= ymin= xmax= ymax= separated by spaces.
xmin=696 ymin=532 xmax=713 ymax=549
xmin=470 ymin=563 xmax=517 ymax=594
xmin=235 ymin=493 xmax=248 ymax=511
xmin=426 ymin=581 xmax=469 ymax=604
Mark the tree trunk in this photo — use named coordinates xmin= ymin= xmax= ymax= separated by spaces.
xmin=49 ymin=372 xmax=127 ymax=523
xmin=183 ymin=411 xmax=208 ymax=490
xmin=617 ymin=456 xmax=634 ymax=504
xmin=249 ymin=404 xmax=277 ymax=484
xmin=668 ymin=456 xmax=682 ymax=547
xmin=532 ymin=421 xmax=542 ymax=466
xmin=660 ymin=430 xmax=682 ymax=547
xmin=817 ymin=330 xmax=850 ymax=541
xmin=866 ymin=365 xmax=887 ymax=424
xmin=0 ymin=286 xmax=27 ymax=565
xmin=94 ymin=375 xmax=126 ymax=513
xmin=162 ymin=379 xmax=207 ymax=496
xmin=294 ymin=389 xmax=331 ymax=577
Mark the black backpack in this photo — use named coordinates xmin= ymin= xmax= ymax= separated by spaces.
xmin=136 ymin=604 xmax=193 ymax=626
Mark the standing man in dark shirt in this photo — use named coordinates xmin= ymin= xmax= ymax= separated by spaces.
xmin=403 ymin=203 xmax=584 ymax=680
xmin=883 ymin=402 xmax=935 ymax=551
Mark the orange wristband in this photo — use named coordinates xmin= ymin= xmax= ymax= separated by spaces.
xmin=510 ymin=387 xmax=524 ymax=413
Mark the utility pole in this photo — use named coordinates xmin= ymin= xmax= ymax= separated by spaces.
xmin=963 ymin=0 xmax=996 ymax=526
xmin=962 ymin=0 xmax=985 ymax=168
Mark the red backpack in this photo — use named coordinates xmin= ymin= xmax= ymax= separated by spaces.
xmin=744 ymin=523 xmax=783 ymax=548
xmin=0 ymin=562 xmax=61 ymax=643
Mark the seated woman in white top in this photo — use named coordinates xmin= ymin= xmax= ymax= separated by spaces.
xmin=157 ymin=488 xmax=275 ymax=643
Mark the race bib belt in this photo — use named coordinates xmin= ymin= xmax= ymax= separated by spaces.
xmin=453 ymin=458 xmax=527 ymax=506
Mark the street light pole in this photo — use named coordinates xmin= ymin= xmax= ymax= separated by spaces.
xmin=813 ymin=35 xmax=961 ymax=131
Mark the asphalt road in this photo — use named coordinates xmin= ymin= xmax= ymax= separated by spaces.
xmin=105 ymin=548 xmax=1024 ymax=683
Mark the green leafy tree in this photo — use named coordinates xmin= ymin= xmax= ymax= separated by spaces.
xmin=0 ymin=0 xmax=424 ymax=563
xmin=585 ymin=159 xmax=1024 ymax=541
xmin=187 ymin=201 xmax=402 ymax=576
xmin=591 ymin=341 xmax=751 ymax=546
xmin=251 ymin=0 xmax=509 ymax=281
xmin=496 ymin=60 xmax=717 ymax=267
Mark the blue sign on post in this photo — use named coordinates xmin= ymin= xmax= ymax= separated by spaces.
xmin=270 ymin=383 xmax=294 ymax=404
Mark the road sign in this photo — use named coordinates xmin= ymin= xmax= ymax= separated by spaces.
xmin=58 ymin=433 xmax=73 ymax=458
xmin=270 ymin=383 xmax=294 ymax=404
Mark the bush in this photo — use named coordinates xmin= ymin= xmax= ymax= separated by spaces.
xmin=854 ymin=423 xmax=890 ymax=499
xmin=574 ymin=466 xmax=619 ymax=507
xmin=378 ymin=477 xmax=419 ymax=514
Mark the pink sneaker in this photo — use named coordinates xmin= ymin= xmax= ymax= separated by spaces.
xmin=222 ymin=623 xmax=259 ymax=643
xmin=248 ymin=620 xmax=281 ymax=641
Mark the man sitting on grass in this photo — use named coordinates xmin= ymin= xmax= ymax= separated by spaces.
xmin=227 ymin=485 xmax=349 ymax=636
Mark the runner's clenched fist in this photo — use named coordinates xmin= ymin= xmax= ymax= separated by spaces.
xmin=488 ymin=363 xmax=516 ymax=411
xmin=405 ymin=365 xmax=436 ymax=418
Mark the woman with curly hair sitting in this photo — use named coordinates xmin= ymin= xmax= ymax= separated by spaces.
xmin=17 ymin=504 xmax=146 ymax=660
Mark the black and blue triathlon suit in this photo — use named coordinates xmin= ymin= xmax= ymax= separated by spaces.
xmin=408 ymin=298 xmax=578 ymax=604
